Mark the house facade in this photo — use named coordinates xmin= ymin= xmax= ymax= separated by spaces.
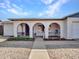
xmin=0 ymin=12 xmax=79 ymax=39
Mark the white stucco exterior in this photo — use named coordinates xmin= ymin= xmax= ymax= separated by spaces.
xmin=67 ymin=17 xmax=79 ymax=39
xmin=1 ymin=12 xmax=79 ymax=39
xmin=3 ymin=22 xmax=14 ymax=36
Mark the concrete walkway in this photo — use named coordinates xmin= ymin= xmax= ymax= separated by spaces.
xmin=29 ymin=37 xmax=50 ymax=59
xmin=0 ymin=37 xmax=7 ymax=42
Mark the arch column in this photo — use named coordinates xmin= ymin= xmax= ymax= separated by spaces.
xmin=59 ymin=23 xmax=64 ymax=38
xmin=45 ymin=24 xmax=49 ymax=39
xmin=14 ymin=23 xmax=18 ymax=37
xmin=30 ymin=25 xmax=33 ymax=38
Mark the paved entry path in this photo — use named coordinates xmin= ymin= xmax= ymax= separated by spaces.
xmin=29 ymin=37 xmax=50 ymax=59
xmin=0 ymin=37 xmax=7 ymax=42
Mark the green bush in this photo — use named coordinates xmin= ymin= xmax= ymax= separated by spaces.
xmin=7 ymin=36 xmax=34 ymax=41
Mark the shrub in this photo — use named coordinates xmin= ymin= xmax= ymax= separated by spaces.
xmin=7 ymin=36 xmax=34 ymax=41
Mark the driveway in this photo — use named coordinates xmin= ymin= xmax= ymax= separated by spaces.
xmin=0 ymin=41 xmax=33 ymax=48
xmin=45 ymin=41 xmax=79 ymax=49
xmin=0 ymin=40 xmax=79 ymax=49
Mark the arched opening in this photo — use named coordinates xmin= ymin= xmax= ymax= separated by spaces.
xmin=49 ymin=23 xmax=60 ymax=39
xmin=33 ymin=23 xmax=45 ymax=38
xmin=0 ymin=25 xmax=3 ymax=35
xmin=17 ymin=23 xmax=29 ymax=36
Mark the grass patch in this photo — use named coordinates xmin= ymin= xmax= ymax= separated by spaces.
xmin=7 ymin=36 xmax=34 ymax=41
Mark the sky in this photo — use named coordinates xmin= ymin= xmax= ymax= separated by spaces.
xmin=0 ymin=0 xmax=79 ymax=20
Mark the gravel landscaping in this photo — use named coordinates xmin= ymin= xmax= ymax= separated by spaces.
xmin=0 ymin=48 xmax=31 ymax=59
xmin=47 ymin=48 xmax=79 ymax=59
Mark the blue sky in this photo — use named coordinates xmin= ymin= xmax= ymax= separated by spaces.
xmin=0 ymin=0 xmax=79 ymax=20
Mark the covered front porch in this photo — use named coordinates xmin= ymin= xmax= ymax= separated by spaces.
xmin=16 ymin=22 xmax=61 ymax=40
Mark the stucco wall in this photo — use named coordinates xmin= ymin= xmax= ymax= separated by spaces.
xmin=2 ymin=18 xmax=79 ymax=39
xmin=63 ymin=20 xmax=67 ymax=39
xmin=67 ymin=17 xmax=79 ymax=39
xmin=3 ymin=23 xmax=14 ymax=36
xmin=13 ymin=20 xmax=65 ymax=38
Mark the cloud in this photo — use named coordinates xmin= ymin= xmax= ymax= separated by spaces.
xmin=12 ymin=4 xmax=22 ymax=10
xmin=0 ymin=0 xmax=30 ymax=16
xmin=7 ymin=8 xmax=18 ymax=15
xmin=41 ymin=0 xmax=54 ymax=5
xmin=7 ymin=8 xmax=29 ymax=16
xmin=39 ymin=0 xmax=68 ymax=17
xmin=0 ymin=3 xmax=6 ymax=8
xmin=7 ymin=4 xmax=29 ymax=16
xmin=0 ymin=0 xmax=11 ymax=8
